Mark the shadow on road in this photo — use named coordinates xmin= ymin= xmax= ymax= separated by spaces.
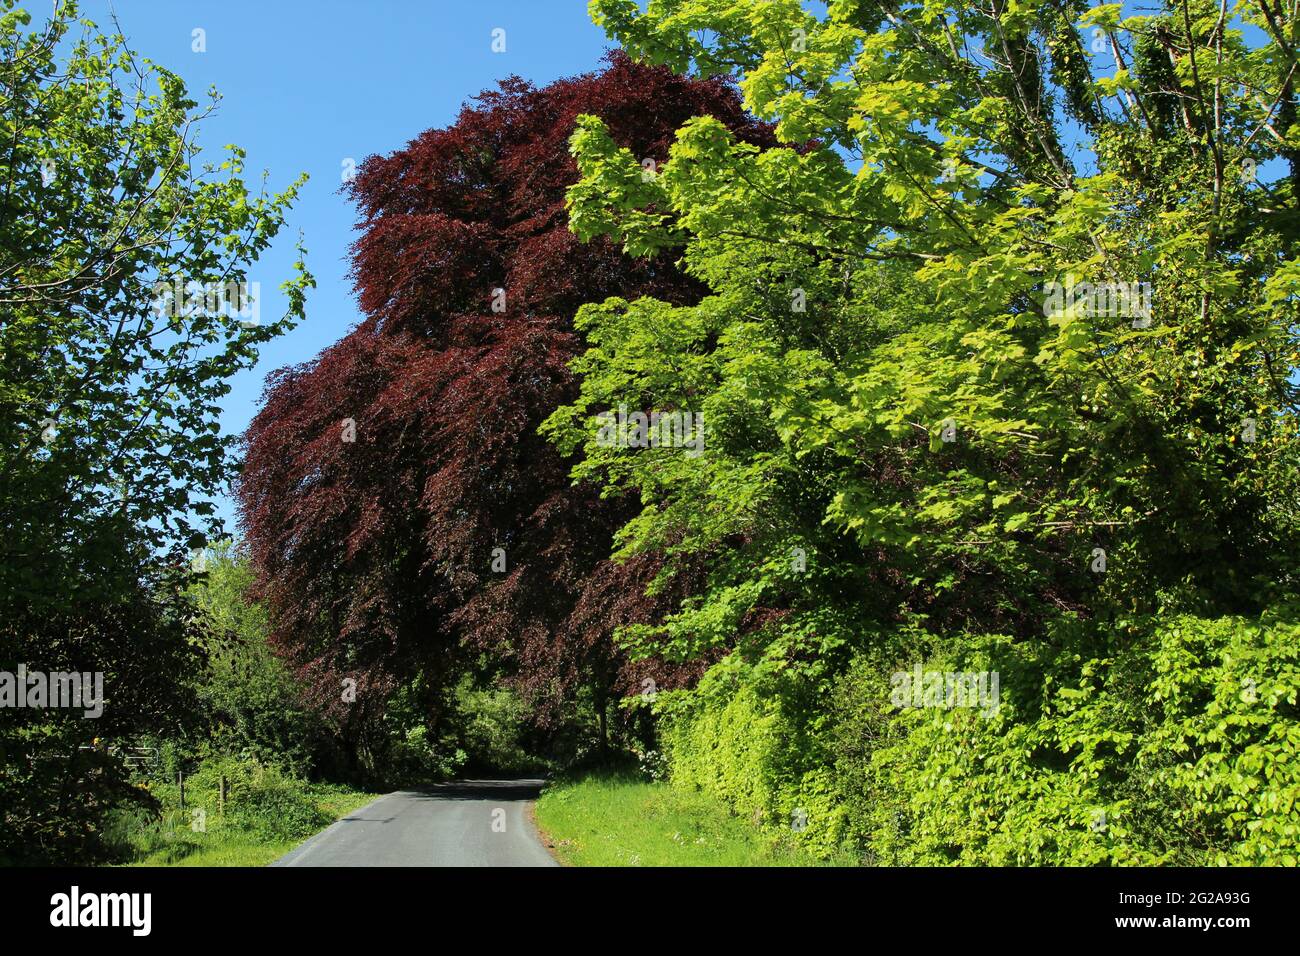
xmin=389 ymin=777 xmax=548 ymax=804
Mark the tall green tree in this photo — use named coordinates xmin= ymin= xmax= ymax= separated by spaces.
xmin=0 ymin=0 xmax=311 ymax=608
xmin=0 ymin=0 xmax=310 ymax=863
xmin=548 ymin=0 xmax=1300 ymax=678
xmin=539 ymin=0 xmax=1300 ymax=864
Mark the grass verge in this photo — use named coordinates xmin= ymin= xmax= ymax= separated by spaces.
xmin=535 ymin=770 xmax=855 ymax=866
xmin=118 ymin=772 xmax=380 ymax=867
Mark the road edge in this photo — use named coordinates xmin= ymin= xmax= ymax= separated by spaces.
xmin=269 ymin=791 xmax=398 ymax=867
xmin=525 ymin=799 xmax=565 ymax=866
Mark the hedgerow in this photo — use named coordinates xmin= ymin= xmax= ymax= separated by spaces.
xmin=661 ymin=610 xmax=1299 ymax=865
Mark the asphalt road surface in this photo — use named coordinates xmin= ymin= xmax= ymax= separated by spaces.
xmin=273 ymin=778 xmax=558 ymax=867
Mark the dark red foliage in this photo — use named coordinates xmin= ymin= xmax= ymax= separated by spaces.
xmin=237 ymin=53 xmax=768 ymax=736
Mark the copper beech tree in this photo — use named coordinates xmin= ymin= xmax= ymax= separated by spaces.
xmin=237 ymin=53 xmax=768 ymax=762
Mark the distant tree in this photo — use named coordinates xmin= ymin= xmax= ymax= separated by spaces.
xmin=187 ymin=541 xmax=322 ymax=775
xmin=237 ymin=52 xmax=767 ymax=760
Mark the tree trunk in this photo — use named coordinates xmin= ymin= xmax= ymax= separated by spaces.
xmin=596 ymin=693 xmax=608 ymax=756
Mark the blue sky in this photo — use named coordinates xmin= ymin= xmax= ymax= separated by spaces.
xmin=76 ymin=0 xmax=616 ymax=532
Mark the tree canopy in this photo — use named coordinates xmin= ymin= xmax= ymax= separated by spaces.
xmin=237 ymin=52 xmax=771 ymax=757
xmin=531 ymin=0 xmax=1300 ymax=863
xmin=547 ymin=0 xmax=1300 ymax=669
xmin=0 ymin=0 xmax=309 ymax=863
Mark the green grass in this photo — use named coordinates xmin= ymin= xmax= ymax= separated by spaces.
xmin=535 ymin=770 xmax=856 ymax=866
xmin=122 ymin=782 xmax=380 ymax=867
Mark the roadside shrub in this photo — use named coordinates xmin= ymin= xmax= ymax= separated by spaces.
xmin=661 ymin=666 xmax=850 ymax=859
xmin=656 ymin=609 xmax=1299 ymax=865
xmin=130 ymin=756 xmax=330 ymax=846
xmin=0 ymin=722 xmax=157 ymax=865
xmin=226 ymin=774 xmax=329 ymax=843
xmin=832 ymin=611 xmax=1300 ymax=865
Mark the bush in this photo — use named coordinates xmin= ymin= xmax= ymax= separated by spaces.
xmin=656 ymin=608 xmax=1299 ymax=865
xmin=203 ymin=760 xmax=330 ymax=843
xmin=832 ymin=611 xmax=1300 ymax=865
xmin=115 ymin=755 xmax=336 ymax=859
xmin=0 ymin=723 xmax=158 ymax=865
xmin=660 ymin=666 xmax=852 ymax=860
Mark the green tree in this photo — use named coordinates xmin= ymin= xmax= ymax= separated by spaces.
xmin=187 ymin=542 xmax=321 ymax=775
xmin=0 ymin=0 xmax=311 ymax=607
xmin=0 ymin=0 xmax=311 ymax=863
xmin=550 ymin=0 xmax=1300 ymax=664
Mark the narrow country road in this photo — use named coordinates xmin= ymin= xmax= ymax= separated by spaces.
xmin=273 ymin=778 xmax=558 ymax=867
